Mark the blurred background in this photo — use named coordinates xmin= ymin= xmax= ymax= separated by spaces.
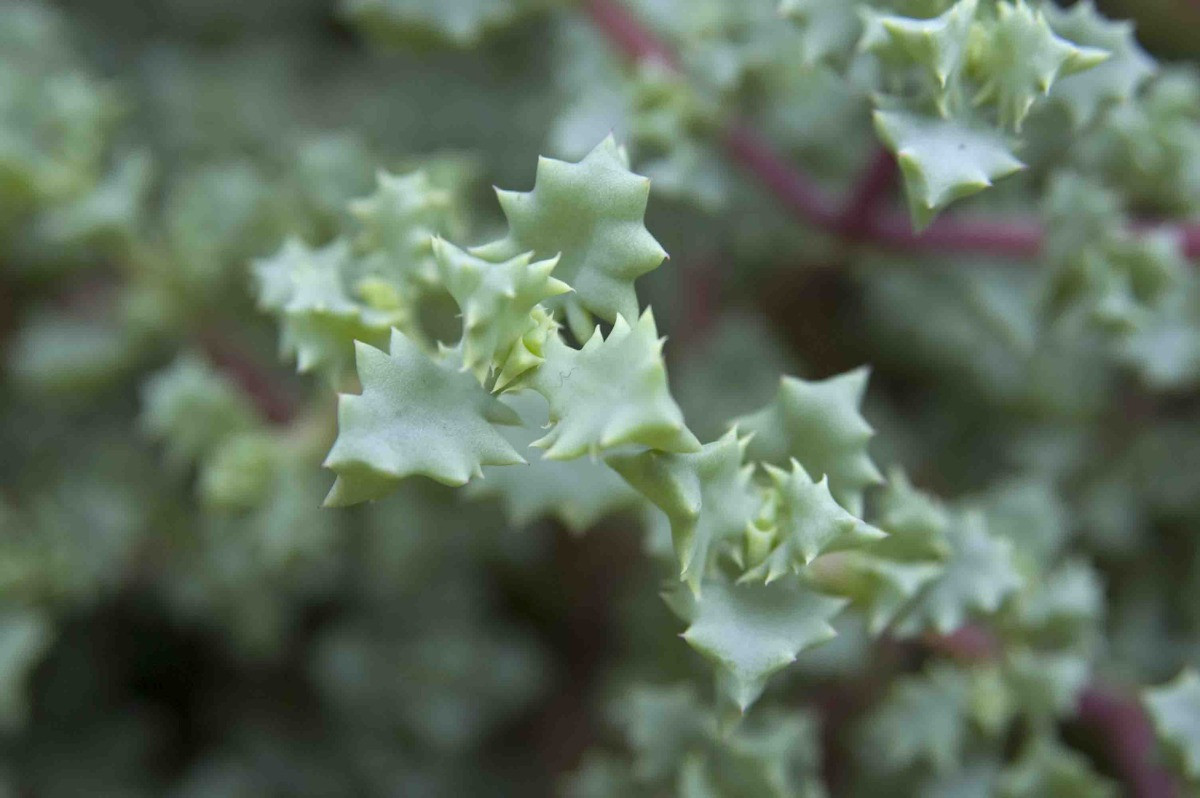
xmin=2 ymin=0 xmax=1200 ymax=795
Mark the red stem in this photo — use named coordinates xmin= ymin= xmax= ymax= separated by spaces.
xmin=583 ymin=0 xmax=1200 ymax=262
xmin=197 ymin=330 xmax=296 ymax=424
xmin=1079 ymin=686 xmax=1179 ymax=798
xmin=837 ymin=147 xmax=899 ymax=238
xmin=581 ymin=0 xmax=676 ymax=68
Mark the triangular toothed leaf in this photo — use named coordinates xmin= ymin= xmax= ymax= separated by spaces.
xmin=529 ymin=310 xmax=700 ymax=460
xmin=614 ymin=683 xmax=711 ymax=784
xmin=969 ymin=0 xmax=1109 ymax=131
xmin=468 ymin=392 xmax=641 ymax=533
xmin=608 ymin=430 xmax=759 ymax=593
xmin=811 ymin=552 xmax=942 ymax=636
xmin=349 ymin=168 xmax=457 ymax=288
xmin=432 ymin=237 xmax=571 ymax=383
xmin=858 ymin=0 xmax=977 ymax=93
xmin=872 ymin=468 xmax=951 ymax=561
xmin=475 ymin=135 xmax=668 ymax=327
xmin=666 ymin=575 xmax=846 ymax=714
xmin=493 ymin=305 xmax=558 ymax=393
xmin=874 ymin=110 xmax=1025 ymax=230
xmin=733 ymin=368 xmax=881 ymax=515
xmin=323 ymin=329 xmax=525 ymax=505
xmin=1004 ymin=648 xmax=1091 ymax=720
xmin=252 ymin=237 xmax=400 ymax=382
xmin=745 ymin=460 xmax=886 ymax=583
xmin=892 ymin=511 xmax=1022 ymax=637
xmin=1042 ymin=1 xmax=1155 ymax=128
xmin=141 ymin=354 xmax=261 ymax=468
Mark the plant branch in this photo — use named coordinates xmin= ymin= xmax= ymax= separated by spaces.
xmin=1079 ymin=686 xmax=1180 ymax=798
xmin=836 ymin=147 xmax=898 ymax=238
xmin=582 ymin=0 xmax=1200 ymax=262
xmin=197 ymin=328 xmax=297 ymax=424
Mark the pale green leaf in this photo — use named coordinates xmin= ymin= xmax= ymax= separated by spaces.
xmin=468 ymin=392 xmax=641 ymax=533
xmin=341 ymin=0 xmax=544 ymax=47
xmin=0 ymin=608 xmax=53 ymax=732
xmin=969 ymin=1 xmax=1109 ymax=131
xmin=745 ymin=460 xmax=885 ymax=582
xmin=892 ymin=511 xmax=1022 ymax=636
xmin=433 ymin=237 xmax=570 ymax=383
xmin=872 ymin=468 xmax=951 ymax=561
xmin=615 ymin=683 xmax=710 ymax=783
xmin=349 ymin=168 xmax=457 ymax=288
xmin=323 ymin=330 xmax=525 ymax=505
xmin=874 ymin=110 xmax=1025 ymax=230
xmin=1042 ymin=0 xmax=1155 ymax=128
xmin=528 ymin=310 xmax=700 ymax=460
xmin=781 ymin=0 xmax=862 ymax=66
xmin=859 ymin=0 xmax=977 ymax=91
xmin=476 ymin=135 xmax=668 ymax=327
xmin=1004 ymin=648 xmax=1090 ymax=719
xmin=733 ymin=367 xmax=881 ymax=514
xmin=608 ymin=430 xmax=758 ymax=592
xmin=666 ymin=576 xmax=846 ymax=712
xmin=252 ymin=237 xmax=400 ymax=382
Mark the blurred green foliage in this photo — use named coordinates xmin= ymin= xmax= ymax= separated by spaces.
xmin=2 ymin=0 xmax=1200 ymax=795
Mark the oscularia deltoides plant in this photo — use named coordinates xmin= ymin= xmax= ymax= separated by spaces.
xmin=3 ymin=0 xmax=1200 ymax=794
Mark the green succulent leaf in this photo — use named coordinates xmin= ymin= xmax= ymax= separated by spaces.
xmin=874 ymin=110 xmax=1025 ymax=230
xmin=744 ymin=460 xmax=886 ymax=583
xmin=812 ymin=553 xmax=942 ymax=636
xmin=468 ymin=392 xmax=641 ymax=533
xmin=476 ymin=135 xmax=668 ymax=329
xmin=921 ymin=761 xmax=1002 ymax=798
xmin=433 ymin=237 xmax=571 ymax=383
xmin=323 ymin=329 xmax=525 ymax=506
xmin=607 ymin=430 xmax=759 ymax=593
xmin=252 ymin=237 xmax=400 ymax=382
xmin=527 ymin=310 xmax=700 ymax=461
xmin=1042 ymin=1 xmax=1155 ymax=128
xmin=872 ymin=468 xmax=951 ymax=561
xmin=968 ymin=1 xmax=1109 ymax=132
xmin=1144 ymin=668 xmax=1200 ymax=782
xmin=859 ymin=0 xmax=977 ymax=94
xmin=493 ymin=305 xmax=559 ymax=393
xmin=1010 ymin=560 xmax=1104 ymax=645
xmin=349 ymin=168 xmax=459 ymax=288
xmin=733 ymin=368 xmax=881 ymax=515
xmin=892 ymin=511 xmax=1022 ymax=637
xmin=666 ymin=576 xmax=846 ymax=713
